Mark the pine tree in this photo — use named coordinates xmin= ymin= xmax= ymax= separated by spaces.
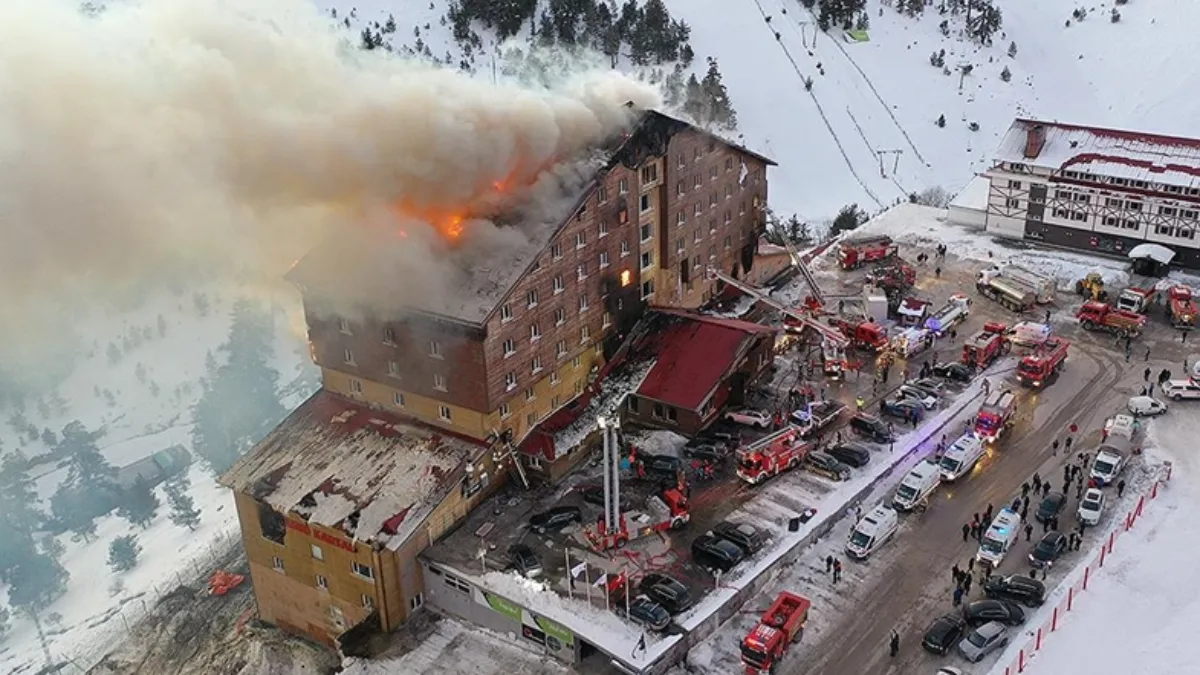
xmin=117 ymin=476 xmax=161 ymax=529
xmin=107 ymin=534 xmax=141 ymax=572
xmin=682 ymin=74 xmax=707 ymax=123
xmin=1000 ymin=65 xmax=1012 ymax=82
xmin=1007 ymin=41 xmax=1018 ymax=57
xmin=700 ymin=58 xmax=738 ymax=131
xmin=639 ymin=0 xmax=673 ymax=62
xmin=165 ymin=475 xmax=201 ymax=531
xmin=536 ymin=12 xmax=555 ymax=46
xmin=831 ymin=204 xmax=867 ymax=235
xmin=966 ymin=0 xmax=1002 ymax=45
xmin=0 ymin=603 xmax=9 ymax=640
xmin=936 ymin=113 xmax=947 ymax=127
xmin=7 ymin=553 xmax=69 ymax=610
xmin=51 ymin=420 xmax=120 ymax=536
xmin=0 ymin=452 xmax=44 ymax=582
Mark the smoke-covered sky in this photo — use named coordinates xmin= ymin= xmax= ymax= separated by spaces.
xmin=0 ymin=0 xmax=660 ymax=371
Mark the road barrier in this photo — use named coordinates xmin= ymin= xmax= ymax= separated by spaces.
xmin=989 ymin=461 xmax=1173 ymax=675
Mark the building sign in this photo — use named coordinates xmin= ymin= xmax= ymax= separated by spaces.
xmin=475 ymin=589 xmax=574 ymax=650
xmin=314 ymin=529 xmax=356 ymax=552
xmin=287 ymin=519 xmax=312 ymax=535
xmin=483 ymin=592 xmax=522 ymax=623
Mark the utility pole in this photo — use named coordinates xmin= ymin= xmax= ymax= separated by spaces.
xmin=875 ymin=149 xmax=903 ymax=178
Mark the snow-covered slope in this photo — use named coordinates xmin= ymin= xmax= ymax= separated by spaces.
xmin=325 ymin=0 xmax=1200 ymax=222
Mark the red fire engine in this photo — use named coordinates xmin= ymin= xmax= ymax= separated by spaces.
xmin=838 ymin=234 xmax=898 ymax=270
xmin=1168 ymin=286 xmax=1197 ymax=329
xmin=736 ymin=428 xmax=811 ymax=485
xmin=975 ymin=389 xmax=1017 ymax=442
xmin=1076 ymin=301 xmax=1147 ymax=337
xmin=741 ymin=592 xmax=812 ymax=674
xmin=585 ymin=481 xmax=690 ymax=551
xmin=1016 ymin=337 xmax=1069 ymax=388
xmin=830 ymin=317 xmax=889 ymax=352
xmin=961 ymin=322 xmax=1011 ymax=370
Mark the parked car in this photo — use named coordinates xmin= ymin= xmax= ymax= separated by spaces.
xmin=683 ymin=443 xmax=730 ymax=462
xmin=825 ymin=442 xmax=872 ymax=468
xmin=880 ymin=398 xmax=924 ymax=421
xmin=849 ymin=413 xmax=894 ymax=443
xmin=508 ymin=544 xmax=543 ymax=578
xmin=1078 ymin=488 xmax=1105 ymax=526
xmin=1163 ymin=379 xmax=1200 ymax=401
xmin=691 ymin=534 xmax=745 ymax=572
xmin=576 ymin=485 xmax=633 ymax=510
xmin=640 ymin=454 xmax=684 ymax=478
xmin=1035 ymin=492 xmax=1067 ymax=523
xmin=898 ymin=385 xmax=939 ymax=410
xmin=639 ymin=573 xmax=693 ymax=614
xmin=724 ymin=409 xmax=772 ymax=429
xmin=922 ymin=613 xmax=967 ymax=655
xmin=622 ymin=596 xmax=670 ymax=632
xmin=1127 ymin=395 xmax=1168 ymax=417
xmin=1029 ymin=532 xmax=1068 ymax=569
xmin=958 ymin=621 xmax=1009 ymax=663
xmin=712 ymin=520 xmax=768 ymax=555
xmin=694 ymin=431 xmax=737 ymax=448
xmin=907 ymin=378 xmax=948 ymax=398
xmin=936 ymin=669 xmax=965 ymax=675
xmin=932 ymin=361 xmax=974 ymax=383
xmin=962 ymin=599 xmax=1025 ymax=627
xmin=983 ymin=575 xmax=1046 ymax=607
xmin=529 ymin=506 xmax=583 ymax=534
xmin=804 ymin=451 xmax=852 ymax=481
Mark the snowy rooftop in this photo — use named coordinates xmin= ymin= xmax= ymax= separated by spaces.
xmin=994 ymin=119 xmax=1200 ymax=189
xmin=220 ymin=390 xmax=484 ymax=549
xmin=950 ymin=174 xmax=990 ymax=210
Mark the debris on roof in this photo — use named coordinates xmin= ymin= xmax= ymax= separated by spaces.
xmin=220 ymin=390 xmax=484 ymax=548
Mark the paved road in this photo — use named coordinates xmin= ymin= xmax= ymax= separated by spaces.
xmin=786 ymin=340 xmax=1134 ymax=675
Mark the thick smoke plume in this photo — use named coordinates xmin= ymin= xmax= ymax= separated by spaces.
xmin=0 ymin=0 xmax=660 ymax=375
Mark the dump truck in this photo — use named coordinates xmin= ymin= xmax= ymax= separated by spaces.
xmin=1167 ymin=286 xmax=1197 ymax=329
xmin=961 ymin=322 xmax=1011 ymax=370
xmin=976 ymin=269 xmax=1037 ymax=312
xmin=993 ymin=264 xmax=1056 ymax=304
xmin=1017 ymin=337 xmax=1069 ymax=388
xmin=790 ymin=399 xmax=847 ymax=439
xmin=838 ymin=234 xmax=898 ymax=270
xmin=1116 ymin=287 xmax=1157 ymax=314
xmin=1076 ymin=301 xmax=1147 ymax=337
xmin=924 ymin=293 xmax=972 ymax=336
xmin=736 ymin=428 xmax=811 ymax=485
xmin=741 ymin=592 xmax=812 ymax=674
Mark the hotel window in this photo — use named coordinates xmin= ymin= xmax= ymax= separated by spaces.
xmin=709 ymin=194 xmax=718 ymax=210
xmin=618 ymin=178 xmax=629 ymax=194
xmin=724 ymin=211 xmax=733 ymax=225
xmin=349 ymin=379 xmax=363 ymax=394
xmin=694 ymin=229 xmax=702 ymax=243
xmin=1103 ymin=216 xmax=1118 ymax=227
xmin=1156 ymin=224 xmax=1174 ymax=236
xmin=1160 ymin=206 xmax=1178 ymax=217
xmin=1127 ymin=201 xmax=1143 ymax=211
xmin=434 ymin=373 xmax=447 ymax=391
xmin=676 ymin=181 xmax=686 ymax=196
xmin=577 ymin=263 xmax=589 ymax=280
xmin=532 ymin=356 xmax=543 ymax=374
xmin=579 ymin=294 xmax=590 ymax=312
xmin=387 ymin=360 xmax=400 ymax=378
xmin=530 ymin=322 xmax=542 ymax=340
xmin=525 ymin=388 xmax=536 ymax=402
xmin=693 ymin=203 xmax=702 ymax=216
xmin=272 ymin=557 xmax=284 ymax=573
xmin=526 ymin=289 xmax=538 ymax=308
xmin=352 ymin=562 xmax=374 ymax=580
xmin=581 ymin=325 xmax=591 ymax=343
xmin=505 ymin=372 xmax=517 ymax=391
xmin=553 ymin=275 xmax=564 ymax=294
xmin=641 ymin=164 xmax=658 ymax=184
xmin=724 ymin=185 xmax=733 ymax=200
xmin=343 ymin=348 xmax=355 ymax=365
xmin=676 ymin=238 xmax=685 ymax=253
xmin=724 ymin=235 xmax=732 ymax=250
xmin=693 ymin=175 xmax=701 ymax=190
xmin=382 ymin=326 xmax=395 ymax=344
xmin=678 ymin=153 xmax=686 ymax=168
xmin=552 ymin=394 xmax=561 ymax=408
xmin=316 ymin=575 xmax=328 ymax=590
xmin=500 ymin=402 xmax=511 ymax=418
xmin=640 ymin=223 xmax=652 ymax=242
xmin=550 ymin=371 xmax=561 ymax=386
xmin=676 ymin=211 xmax=686 ymax=226
xmin=551 ymin=243 xmax=562 ymax=260
xmin=598 ymin=186 xmax=608 ymax=203
xmin=500 ymin=303 xmax=513 ymax=322
xmin=709 ymin=245 xmax=717 ymax=260
xmin=725 ymin=157 xmax=734 ymax=172
xmin=338 ymin=318 xmax=352 ymax=335
xmin=556 ymin=339 xmax=567 ymax=358
xmin=709 ymin=219 xmax=717 ymax=234
xmin=438 ymin=405 xmax=452 ymax=421
xmin=642 ymin=279 xmax=655 ymax=299
xmin=574 ymin=380 xmax=584 ymax=394
xmin=311 ymin=545 xmax=324 ymax=561
xmin=362 ymin=595 xmax=375 ymax=610
xmin=598 ymin=221 xmax=609 ymax=238
xmin=640 ymin=194 xmax=651 ymax=212
xmin=1006 ymin=198 xmax=1020 ymax=208
xmin=554 ymin=307 xmax=566 ymax=326
xmin=641 ymin=251 xmax=653 ymax=270
xmin=1008 ymin=180 xmax=1022 ymax=189
xmin=1070 ymin=211 xmax=1087 ymax=222
xmin=576 ymin=232 xmax=587 ymax=249
xmin=429 ymin=340 xmax=443 ymax=358
xmin=443 ymin=573 xmax=470 ymax=593
xmin=573 ymin=355 xmax=583 ymax=368
xmin=1054 ymin=189 xmax=1071 ymax=200
xmin=710 ymin=166 xmax=719 ymax=181
xmin=599 ymin=251 xmax=610 ymax=268
xmin=526 ymin=412 xmax=536 ymax=427
xmin=503 ymin=338 xmax=515 ymax=357
xmin=603 ymin=311 xmax=613 ymax=329
xmin=739 ymin=201 xmax=746 ymax=215
xmin=1106 ymin=198 xmax=1123 ymax=208
xmin=393 ymin=392 xmax=405 ymax=407
xmin=1178 ymin=228 xmax=1196 ymax=240
xmin=621 ymin=240 xmax=631 ymax=257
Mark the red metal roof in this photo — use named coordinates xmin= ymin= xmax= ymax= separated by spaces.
xmin=1015 ymin=118 xmax=1200 ymax=152
xmin=637 ymin=312 xmax=776 ymax=411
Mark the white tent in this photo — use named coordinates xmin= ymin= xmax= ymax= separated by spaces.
xmin=1128 ymin=243 xmax=1176 ymax=265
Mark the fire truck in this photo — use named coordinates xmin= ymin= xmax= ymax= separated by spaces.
xmin=584 ymin=482 xmax=691 ymax=551
xmin=736 ymin=428 xmax=812 ymax=485
xmin=790 ymin=399 xmax=847 ymax=439
xmin=1076 ymin=301 xmax=1147 ymax=338
xmin=830 ymin=317 xmax=889 ymax=352
xmin=1116 ymin=287 xmax=1158 ymax=314
xmin=961 ymin=322 xmax=1011 ymax=370
xmin=975 ymin=389 xmax=1017 ymax=442
xmin=741 ymin=592 xmax=812 ymax=674
xmin=837 ymin=234 xmax=898 ymax=270
xmin=976 ymin=269 xmax=1037 ymax=312
xmin=1167 ymin=286 xmax=1197 ymax=329
xmin=924 ymin=293 xmax=972 ymax=337
xmin=1016 ymin=337 xmax=1069 ymax=388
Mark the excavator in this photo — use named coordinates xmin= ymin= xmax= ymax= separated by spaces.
xmin=1075 ymin=272 xmax=1109 ymax=302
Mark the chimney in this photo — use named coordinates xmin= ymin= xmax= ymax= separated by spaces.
xmin=1024 ymin=123 xmax=1046 ymax=159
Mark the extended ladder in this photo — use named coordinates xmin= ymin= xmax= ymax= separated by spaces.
xmin=706 ymin=267 xmax=849 ymax=348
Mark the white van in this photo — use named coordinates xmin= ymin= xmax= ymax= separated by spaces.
xmin=1127 ymin=396 xmax=1167 ymax=418
xmin=1162 ymin=379 xmax=1200 ymax=401
xmin=976 ymin=508 xmax=1022 ymax=566
xmin=892 ymin=460 xmax=941 ymax=512
xmin=1008 ymin=321 xmax=1052 ymax=348
xmin=1091 ymin=436 xmax=1132 ymax=486
xmin=937 ymin=435 xmax=986 ymax=482
xmin=845 ymin=504 xmax=900 ymax=560
xmin=1104 ymin=414 xmax=1138 ymax=442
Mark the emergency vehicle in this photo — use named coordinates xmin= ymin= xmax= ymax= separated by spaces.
xmin=974 ymin=389 xmax=1017 ymax=442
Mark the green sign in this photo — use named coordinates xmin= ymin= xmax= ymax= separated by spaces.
xmin=484 ymin=593 xmax=522 ymax=622
xmin=535 ymin=615 xmax=574 ymax=647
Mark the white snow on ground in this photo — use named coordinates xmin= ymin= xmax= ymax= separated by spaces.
xmin=0 ymin=285 xmax=315 ymax=672
xmin=626 ymin=429 xmax=689 ymax=458
xmin=1008 ymin=414 xmax=1198 ymax=675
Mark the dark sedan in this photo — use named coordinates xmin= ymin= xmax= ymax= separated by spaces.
xmin=508 ymin=544 xmax=543 ymax=578
xmin=825 ymin=442 xmax=872 ymax=468
xmin=983 ymin=575 xmax=1046 ymax=607
xmin=922 ymin=613 xmax=967 ymax=655
xmin=962 ymin=599 xmax=1026 ymax=627
xmin=683 ymin=443 xmax=730 ymax=462
xmin=849 ymin=414 xmax=894 ymax=443
xmin=712 ymin=520 xmax=768 ymax=555
xmin=1029 ymin=532 xmax=1068 ymax=569
xmin=932 ymin=361 xmax=974 ymax=383
xmin=803 ymin=451 xmax=852 ymax=481
xmin=529 ymin=506 xmax=582 ymax=534
xmin=691 ymin=534 xmax=745 ymax=573
xmin=880 ymin=398 xmax=924 ymax=421
xmin=623 ymin=596 xmax=670 ymax=631
xmin=576 ymin=485 xmax=633 ymax=510
xmin=640 ymin=454 xmax=683 ymax=478
xmin=639 ymin=573 xmax=693 ymax=614
xmin=1035 ymin=492 xmax=1067 ymax=523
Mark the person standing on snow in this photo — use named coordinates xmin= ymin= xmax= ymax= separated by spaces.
xmin=953 ymin=585 xmax=964 ymax=606
xmin=1025 ymin=523 xmax=1034 ymax=541
xmin=1117 ymin=480 xmax=1127 ymax=498
xmin=889 ymin=630 xmax=900 ymax=657
xmin=962 ymin=523 xmax=971 ymax=542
